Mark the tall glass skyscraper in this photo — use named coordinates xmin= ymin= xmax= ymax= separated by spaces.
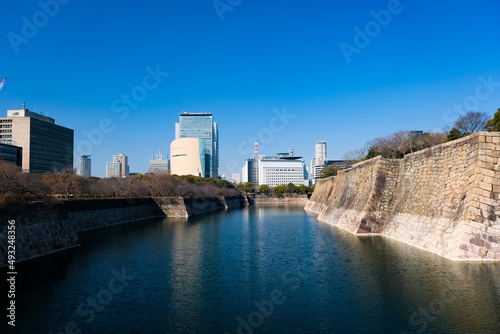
xmin=77 ymin=155 xmax=91 ymax=178
xmin=175 ymin=112 xmax=218 ymax=178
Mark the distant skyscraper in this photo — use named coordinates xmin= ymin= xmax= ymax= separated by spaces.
xmin=106 ymin=153 xmax=129 ymax=178
xmin=149 ymin=148 xmax=169 ymax=173
xmin=0 ymin=107 xmax=73 ymax=173
xmin=315 ymin=141 xmax=327 ymax=166
xmin=115 ymin=154 xmax=129 ymax=177
xmin=175 ymin=112 xmax=218 ymax=178
xmin=77 ymin=155 xmax=91 ymax=178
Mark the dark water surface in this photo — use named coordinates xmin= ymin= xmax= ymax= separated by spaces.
xmin=3 ymin=206 xmax=500 ymax=333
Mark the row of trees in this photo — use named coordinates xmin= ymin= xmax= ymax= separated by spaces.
xmin=0 ymin=163 xmax=240 ymax=206
xmin=341 ymin=110 xmax=500 ymax=162
xmin=238 ymin=182 xmax=315 ymax=196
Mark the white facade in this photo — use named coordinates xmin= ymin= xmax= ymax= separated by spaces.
xmin=231 ymin=173 xmax=241 ymax=184
xmin=315 ymin=141 xmax=327 ymax=166
xmin=170 ymin=138 xmax=206 ymax=177
xmin=106 ymin=162 xmax=121 ymax=178
xmin=77 ymin=155 xmax=91 ymax=178
xmin=312 ymin=164 xmax=325 ymax=179
xmin=242 ymin=155 xmax=308 ymax=187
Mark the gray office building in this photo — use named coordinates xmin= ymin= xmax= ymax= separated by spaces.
xmin=77 ymin=155 xmax=91 ymax=178
xmin=0 ymin=108 xmax=73 ymax=173
xmin=149 ymin=158 xmax=169 ymax=173
xmin=175 ymin=112 xmax=218 ymax=178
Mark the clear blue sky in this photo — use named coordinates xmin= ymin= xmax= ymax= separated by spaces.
xmin=1 ymin=0 xmax=499 ymax=177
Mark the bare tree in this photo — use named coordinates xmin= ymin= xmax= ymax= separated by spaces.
xmin=454 ymin=111 xmax=490 ymax=135
xmin=372 ymin=131 xmax=408 ymax=158
xmin=0 ymin=162 xmax=50 ymax=204
xmin=342 ymin=146 xmax=368 ymax=161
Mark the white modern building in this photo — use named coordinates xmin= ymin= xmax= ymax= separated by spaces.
xmin=77 ymin=155 xmax=91 ymax=178
xmin=311 ymin=141 xmax=328 ymax=183
xmin=241 ymin=149 xmax=308 ymax=187
xmin=175 ymin=112 xmax=218 ymax=178
xmin=315 ymin=141 xmax=327 ymax=166
xmin=106 ymin=153 xmax=129 ymax=178
xmin=170 ymin=138 xmax=207 ymax=177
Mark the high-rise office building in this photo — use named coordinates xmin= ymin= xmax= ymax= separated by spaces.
xmin=77 ymin=155 xmax=91 ymax=178
xmin=315 ymin=141 xmax=327 ymax=166
xmin=175 ymin=112 xmax=218 ymax=178
xmin=170 ymin=138 xmax=207 ymax=177
xmin=115 ymin=154 xmax=129 ymax=177
xmin=0 ymin=107 xmax=74 ymax=173
xmin=106 ymin=153 xmax=129 ymax=178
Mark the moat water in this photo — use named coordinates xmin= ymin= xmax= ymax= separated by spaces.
xmin=5 ymin=206 xmax=500 ymax=333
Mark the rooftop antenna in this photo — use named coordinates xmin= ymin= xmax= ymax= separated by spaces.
xmin=254 ymin=142 xmax=258 ymax=157
xmin=23 ymin=101 xmax=26 ymax=109
xmin=159 ymin=148 xmax=162 ymax=160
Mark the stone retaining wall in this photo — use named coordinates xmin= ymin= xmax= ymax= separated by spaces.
xmin=306 ymin=132 xmax=500 ymax=261
xmin=0 ymin=198 xmax=165 ymax=267
xmin=253 ymin=194 xmax=309 ymax=205
xmin=0 ymin=195 xmax=248 ymax=267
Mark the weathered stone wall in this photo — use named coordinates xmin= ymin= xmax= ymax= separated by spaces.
xmin=152 ymin=195 xmax=246 ymax=217
xmin=0 ymin=198 xmax=166 ymax=267
xmin=152 ymin=196 xmax=189 ymax=217
xmin=0 ymin=195 xmax=247 ymax=267
xmin=306 ymin=132 xmax=500 ymax=261
xmin=253 ymin=194 xmax=309 ymax=206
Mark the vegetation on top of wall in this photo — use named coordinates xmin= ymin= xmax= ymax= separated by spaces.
xmin=238 ymin=182 xmax=314 ymax=196
xmin=342 ymin=108 xmax=499 ymax=163
xmin=0 ymin=163 xmax=241 ymax=207
xmin=484 ymin=108 xmax=500 ymax=132
xmin=176 ymin=174 xmax=235 ymax=188
xmin=445 ymin=111 xmax=492 ymax=141
xmin=319 ymin=165 xmax=341 ymax=178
